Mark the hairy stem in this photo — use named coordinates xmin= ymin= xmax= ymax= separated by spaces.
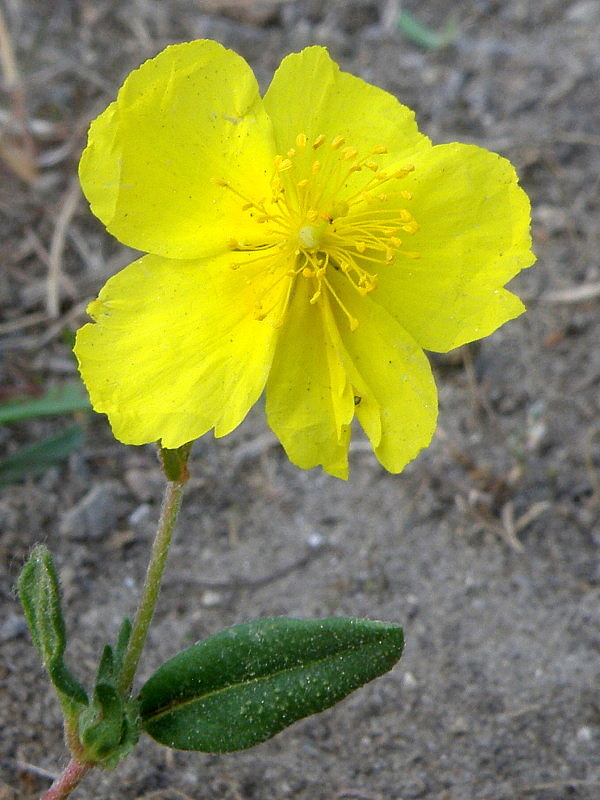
xmin=39 ymin=446 xmax=190 ymax=798
xmin=117 ymin=476 xmax=187 ymax=694
xmin=41 ymin=759 xmax=91 ymax=800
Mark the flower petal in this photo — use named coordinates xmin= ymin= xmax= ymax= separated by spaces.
xmin=374 ymin=143 xmax=535 ymax=352
xmin=263 ymin=46 xmax=429 ymax=164
xmin=265 ymin=280 xmax=354 ymax=479
xmin=79 ymin=40 xmax=275 ymax=259
xmin=326 ymin=275 xmax=438 ymax=473
xmin=74 ymin=253 xmax=280 ymax=447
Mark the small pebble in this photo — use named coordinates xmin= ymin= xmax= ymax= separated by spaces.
xmin=201 ymin=590 xmax=223 ymax=607
xmin=59 ymin=481 xmax=124 ymax=540
xmin=0 ymin=614 xmax=28 ymax=643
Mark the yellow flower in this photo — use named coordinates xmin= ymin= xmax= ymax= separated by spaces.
xmin=75 ymin=41 xmax=534 ymax=479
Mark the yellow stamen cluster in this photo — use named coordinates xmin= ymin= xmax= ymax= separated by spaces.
xmin=213 ymin=133 xmax=420 ymax=330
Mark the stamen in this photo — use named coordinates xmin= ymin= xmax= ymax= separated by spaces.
xmin=212 ymin=132 xmax=420 ymax=328
xmin=341 ymin=147 xmax=358 ymax=161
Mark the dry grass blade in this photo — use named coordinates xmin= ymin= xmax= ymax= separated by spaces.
xmin=135 ymin=789 xmax=195 ymax=800
xmin=540 ymin=281 xmax=600 ymax=304
xmin=0 ymin=5 xmax=38 ymax=184
xmin=0 ymin=5 xmax=18 ymax=91
xmin=47 ymin=180 xmax=81 ymax=318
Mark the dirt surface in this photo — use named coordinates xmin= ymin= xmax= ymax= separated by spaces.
xmin=1 ymin=1 xmax=599 ymax=798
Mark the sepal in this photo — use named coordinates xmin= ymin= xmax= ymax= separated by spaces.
xmin=158 ymin=442 xmax=192 ymax=482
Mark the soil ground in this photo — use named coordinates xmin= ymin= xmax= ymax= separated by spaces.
xmin=1 ymin=1 xmax=599 ymax=798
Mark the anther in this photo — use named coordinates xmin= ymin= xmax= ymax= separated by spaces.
xmin=210 ymin=177 xmax=228 ymax=187
xmin=371 ymin=145 xmax=388 ymax=154
xmin=342 ymin=147 xmax=358 ymax=161
xmin=296 ymin=133 xmax=308 ymax=148
xmin=277 ymin=158 xmax=293 ymax=172
xmin=364 ymin=161 xmax=379 ymax=172
xmin=297 ymin=179 xmax=310 ymax=188
xmin=331 ymin=135 xmax=345 ymax=150
xmin=312 ymin=134 xmax=326 ymax=149
xmin=311 ymin=160 xmax=321 ymax=174
xmin=287 ymin=148 xmax=296 ymax=158
xmin=401 ymin=221 xmax=420 ymax=233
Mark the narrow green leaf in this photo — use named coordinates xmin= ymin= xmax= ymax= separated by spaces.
xmin=47 ymin=661 xmax=89 ymax=707
xmin=79 ymin=684 xmax=126 ymax=760
xmin=397 ymin=10 xmax=458 ymax=50
xmin=96 ymin=644 xmax=115 ymax=686
xmin=138 ymin=616 xmax=403 ymax=753
xmin=0 ymin=425 xmax=83 ymax=484
xmin=17 ymin=545 xmax=88 ymax=705
xmin=79 ymin=688 xmax=140 ymax=767
xmin=114 ymin=617 xmax=132 ymax=671
xmin=0 ymin=382 xmax=90 ymax=424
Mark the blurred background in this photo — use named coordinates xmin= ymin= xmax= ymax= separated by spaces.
xmin=1 ymin=1 xmax=599 ymax=798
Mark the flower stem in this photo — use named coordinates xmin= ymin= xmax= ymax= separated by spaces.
xmin=39 ymin=446 xmax=190 ymax=799
xmin=117 ymin=475 xmax=187 ymax=694
xmin=41 ymin=759 xmax=91 ymax=800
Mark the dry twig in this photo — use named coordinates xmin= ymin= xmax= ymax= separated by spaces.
xmin=47 ymin=180 xmax=81 ymax=318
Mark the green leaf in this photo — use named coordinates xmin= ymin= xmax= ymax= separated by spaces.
xmin=397 ymin=10 xmax=458 ymax=50
xmin=0 ymin=382 xmax=90 ymax=424
xmin=0 ymin=425 xmax=83 ymax=484
xmin=79 ymin=684 xmax=125 ymax=760
xmin=17 ymin=545 xmax=88 ymax=706
xmin=138 ymin=616 xmax=403 ymax=753
xmin=77 ymin=618 xmax=138 ymax=767
xmin=96 ymin=644 xmax=116 ymax=686
xmin=114 ymin=617 xmax=132 ymax=672
xmin=79 ymin=686 xmax=140 ymax=767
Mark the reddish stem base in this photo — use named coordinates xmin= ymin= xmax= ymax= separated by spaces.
xmin=41 ymin=759 xmax=92 ymax=800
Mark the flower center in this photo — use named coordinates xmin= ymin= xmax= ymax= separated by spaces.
xmin=212 ymin=133 xmax=420 ymax=330
xmin=298 ymin=224 xmax=325 ymax=250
